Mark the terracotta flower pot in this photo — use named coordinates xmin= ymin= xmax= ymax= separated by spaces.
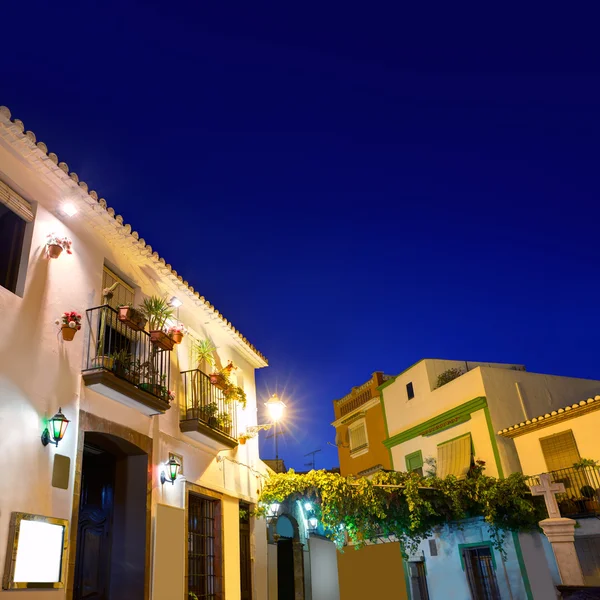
xmin=171 ymin=331 xmax=184 ymax=344
xmin=210 ymin=372 xmax=227 ymax=390
xmin=239 ymin=437 xmax=247 ymax=445
xmin=118 ymin=306 xmax=147 ymax=331
xmin=61 ymin=326 xmax=76 ymax=341
xmin=47 ymin=244 xmax=63 ymax=259
xmin=150 ymin=330 xmax=175 ymax=351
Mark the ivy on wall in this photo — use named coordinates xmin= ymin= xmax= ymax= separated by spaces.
xmin=257 ymin=464 xmax=546 ymax=556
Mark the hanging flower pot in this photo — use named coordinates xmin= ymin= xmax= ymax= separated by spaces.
xmin=56 ymin=311 xmax=82 ymax=342
xmin=61 ymin=326 xmax=76 ymax=341
xmin=48 ymin=244 xmax=63 ymax=259
xmin=46 ymin=233 xmax=73 ymax=259
xmin=239 ymin=436 xmax=248 ymax=445
xmin=118 ymin=306 xmax=147 ymax=331
xmin=150 ymin=330 xmax=175 ymax=351
xmin=168 ymin=324 xmax=186 ymax=344
xmin=210 ymin=372 xmax=227 ymax=390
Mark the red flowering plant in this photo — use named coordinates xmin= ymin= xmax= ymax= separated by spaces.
xmin=57 ymin=311 xmax=82 ymax=331
xmin=46 ymin=233 xmax=73 ymax=254
xmin=167 ymin=323 xmax=186 ymax=335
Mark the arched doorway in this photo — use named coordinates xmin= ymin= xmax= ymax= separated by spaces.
xmin=274 ymin=514 xmax=305 ymax=600
xmin=69 ymin=411 xmax=152 ymax=600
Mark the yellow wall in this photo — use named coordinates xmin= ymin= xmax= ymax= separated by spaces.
xmin=513 ymin=408 xmax=600 ymax=476
xmin=338 ymin=403 xmax=391 ymax=476
xmin=337 ymin=543 xmax=408 ymax=600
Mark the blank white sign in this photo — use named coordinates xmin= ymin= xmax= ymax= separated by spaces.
xmin=13 ymin=520 xmax=65 ymax=583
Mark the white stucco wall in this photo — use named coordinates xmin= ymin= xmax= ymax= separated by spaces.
xmin=0 ymin=113 xmax=269 ymax=598
xmin=308 ymin=537 xmax=340 ymax=600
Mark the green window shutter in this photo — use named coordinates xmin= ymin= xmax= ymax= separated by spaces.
xmin=405 ymin=450 xmax=423 ymax=472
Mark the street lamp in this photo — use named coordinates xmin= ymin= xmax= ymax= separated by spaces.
xmin=265 ymin=394 xmax=285 ymax=422
xmin=265 ymin=394 xmax=286 ymax=471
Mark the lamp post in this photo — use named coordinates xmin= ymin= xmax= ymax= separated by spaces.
xmin=265 ymin=394 xmax=286 ymax=472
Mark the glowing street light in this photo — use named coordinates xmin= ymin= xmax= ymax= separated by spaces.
xmin=265 ymin=394 xmax=286 ymax=470
xmin=265 ymin=394 xmax=286 ymax=422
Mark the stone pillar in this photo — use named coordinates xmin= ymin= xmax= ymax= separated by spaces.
xmin=539 ymin=518 xmax=584 ymax=586
xmin=292 ymin=541 xmax=305 ymax=600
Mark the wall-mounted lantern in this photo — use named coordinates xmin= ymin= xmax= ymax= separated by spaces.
xmin=41 ymin=408 xmax=70 ymax=447
xmin=308 ymin=516 xmax=318 ymax=531
xmin=266 ymin=502 xmax=280 ymax=524
xmin=160 ymin=456 xmax=181 ymax=485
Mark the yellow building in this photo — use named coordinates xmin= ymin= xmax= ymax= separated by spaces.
xmin=332 ymin=371 xmax=393 ymax=477
xmin=331 ymin=372 xmax=408 ymax=600
xmin=499 ymin=394 xmax=600 ymax=585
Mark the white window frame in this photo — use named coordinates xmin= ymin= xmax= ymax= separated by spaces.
xmin=348 ymin=418 xmax=369 ymax=457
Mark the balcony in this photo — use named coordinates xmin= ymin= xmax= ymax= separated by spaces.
xmin=180 ymin=369 xmax=238 ymax=450
xmin=82 ymin=305 xmax=172 ymax=415
xmin=527 ymin=466 xmax=600 ymax=518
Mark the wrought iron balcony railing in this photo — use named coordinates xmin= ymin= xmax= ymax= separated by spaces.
xmin=526 ymin=466 xmax=600 ymax=518
xmin=180 ymin=369 xmax=238 ymax=445
xmin=82 ymin=305 xmax=172 ymax=412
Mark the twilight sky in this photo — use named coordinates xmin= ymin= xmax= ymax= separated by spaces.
xmin=2 ymin=2 xmax=600 ymax=470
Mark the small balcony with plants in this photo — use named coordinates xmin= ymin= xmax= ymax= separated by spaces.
xmin=179 ymin=340 xmax=244 ymax=449
xmin=82 ymin=295 xmax=176 ymax=415
xmin=526 ymin=460 xmax=600 ymax=519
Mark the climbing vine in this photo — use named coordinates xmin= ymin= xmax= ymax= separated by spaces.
xmin=256 ymin=464 xmax=546 ymax=556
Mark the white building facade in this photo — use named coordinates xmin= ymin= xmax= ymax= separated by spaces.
xmin=0 ymin=105 xmax=270 ymax=600
xmin=380 ymin=358 xmax=600 ymax=600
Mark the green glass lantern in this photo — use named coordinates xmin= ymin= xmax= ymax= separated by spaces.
xmin=160 ymin=456 xmax=181 ymax=485
xmin=41 ymin=408 xmax=70 ymax=447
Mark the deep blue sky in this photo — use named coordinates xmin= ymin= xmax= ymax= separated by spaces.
xmin=2 ymin=2 xmax=600 ymax=470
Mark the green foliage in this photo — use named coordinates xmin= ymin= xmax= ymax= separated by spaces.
xmin=139 ymin=296 xmax=174 ymax=331
xmin=195 ymin=339 xmax=216 ymax=368
xmin=573 ymin=458 xmax=598 ymax=470
xmin=257 ymin=467 xmax=545 ymax=556
xmin=224 ymin=383 xmax=247 ymax=408
xmin=436 ymin=368 xmax=464 ymax=389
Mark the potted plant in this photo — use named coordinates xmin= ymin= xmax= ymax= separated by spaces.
xmin=195 ymin=339 xmax=216 ymax=371
xmin=210 ymin=370 xmax=228 ymax=389
xmin=56 ymin=311 xmax=82 ymax=341
xmin=218 ymin=412 xmax=233 ymax=435
xmin=573 ymin=458 xmax=598 ymax=470
xmin=168 ymin=323 xmax=186 ymax=344
xmin=239 ymin=433 xmax=252 ymax=445
xmin=139 ymin=296 xmax=175 ymax=351
xmin=201 ymin=402 xmax=220 ymax=428
xmin=111 ymin=350 xmax=141 ymax=384
xmin=117 ymin=304 xmax=147 ymax=331
xmin=46 ymin=233 xmax=73 ymax=259
xmin=223 ymin=383 xmax=247 ymax=409
xmin=580 ymin=485 xmax=600 ymax=512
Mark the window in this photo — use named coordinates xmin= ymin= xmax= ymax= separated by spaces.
xmin=540 ymin=430 xmax=580 ymax=472
xmin=408 ymin=561 xmax=430 ymax=600
xmin=100 ymin=266 xmax=136 ymax=353
xmin=406 ymin=382 xmax=415 ymax=400
xmin=188 ymin=493 xmax=222 ymax=599
xmin=0 ymin=179 xmax=33 ymax=295
xmin=461 ymin=545 xmax=500 ymax=600
xmin=405 ymin=450 xmax=424 ymax=476
xmin=348 ymin=420 xmax=368 ymax=454
xmin=437 ymin=434 xmax=472 ymax=479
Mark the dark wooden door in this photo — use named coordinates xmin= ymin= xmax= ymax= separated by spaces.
xmin=277 ymin=539 xmax=295 ymax=599
xmin=239 ymin=504 xmax=252 ymax=600
xmin=74 ymin=447 xmax=116 ymax=600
